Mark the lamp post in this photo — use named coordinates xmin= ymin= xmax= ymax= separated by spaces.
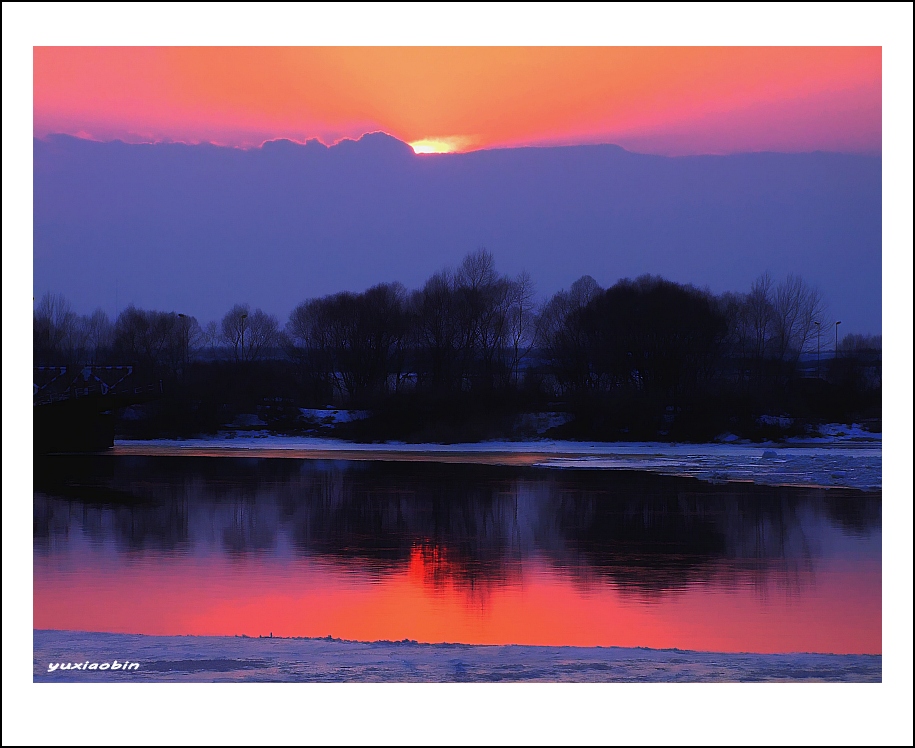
xmin=177 ymin=313 xmax=189 ymax=369
xmin=834 ymin=321 xmax=841 ymax=360
xmin=815 ymin=321 xmax=821 ymax=378
xmin=240 ymin=313 xmax=248 ymax=362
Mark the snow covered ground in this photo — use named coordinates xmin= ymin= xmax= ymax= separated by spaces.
xmin=113 ymin=424 xmax=881 ymax=491
xmin=34 ymin=630 xmax=880 ymax=683
xmin=298 ymin=408 xmax=370 ymax=425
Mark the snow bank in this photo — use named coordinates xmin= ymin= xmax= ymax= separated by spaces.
xmin=535 ymin=445 xmax=881 ymax=491
xmin=114 ymin=431 xmax=881 ymax=491
xmin=787 ymin=422 xmax=882 ymax=444
xmin=34 ymin=630 xmax=880 ymax=683
xmin=299 ymin=408 xmax=370 ymax=425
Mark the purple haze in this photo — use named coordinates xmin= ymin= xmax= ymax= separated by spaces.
xmin=33 ymin=133 xmax=881 ymax=334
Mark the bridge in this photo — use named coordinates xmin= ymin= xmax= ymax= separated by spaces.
xmin=34 ymin=366 xmax=162 ymax=453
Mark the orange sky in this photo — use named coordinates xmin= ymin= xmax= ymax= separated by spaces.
xmin=33 ymin=47 xmax=881 ymax=155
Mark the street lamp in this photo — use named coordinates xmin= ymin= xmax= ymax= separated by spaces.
xmin=814 ymin=321 xmax=821 ymax=378
xmin=240 ymin=313 xmax=248 ymax=362
xmin=835 ymin=320 xmax=841 ymax=359
xmin=177 ymin=313 xmax=189 ymax=368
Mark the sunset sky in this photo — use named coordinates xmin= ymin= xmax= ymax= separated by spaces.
xmin=31 ymin=45 xmax=885 ymax=334
xmin=33 ymin=46 xmax=881 ymax=155
xmin=7 ymin=0 xmax=914 ymax=736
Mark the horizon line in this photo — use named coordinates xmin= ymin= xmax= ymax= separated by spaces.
xmin=33 ymin=131 xmax=883 ymax=159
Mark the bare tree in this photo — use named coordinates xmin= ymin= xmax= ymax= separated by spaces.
xmin=411 ymin=270 xmax=463 ymax=393
xmin=454 ymin=249 xmax=514 ymax=389
xmin=222 ymin=304 xmax=279 ymax=363
xmin=288 ymin=284 xmax=408 ymax=403
xmin=537 ymin=275 xmax=601 ymax=346
xmin=746 ymin=273 xmax=775 ymax=362
xmin=288 ymin=294 xmax=340 ymax=398
xmin=839 ymin=333 xmax=881 ymax=355
xmin=200 ymin=321 xmax=221 ymax=356
xmin=175 ymin=313 xmax=203 ymax=367
xmin=456 ymin=247 xmax=499 ymax=291
xmin=113 ymin=305 xmax=185 ymax=375
xmin=536 ymin=276 xmax=602 ymax=394
xmin=81 ymin=308 xmax=114 ymax=363
xmin=221 ymin=304 xmax=248 ymax=362
xmin=34 ymin=292 xmax=82 ymax=365
xmin=505 ymin=270 xmax=537 ymax=386
xmin=772 ymin=274 xmax=826 ymax=364
xmin=360 ymin=282 xmax=410 ymax=396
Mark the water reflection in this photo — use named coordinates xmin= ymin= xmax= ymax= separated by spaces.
xmin=34 ymin=457 xmax=879 ymax=587
xmin=33 ymin=456 xmax=881 ymax=652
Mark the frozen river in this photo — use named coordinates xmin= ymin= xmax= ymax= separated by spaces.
xmin=35 ymin=452 xmax=881 ymax=680
xmin=112 ymin=429 xmax=882 ymax=491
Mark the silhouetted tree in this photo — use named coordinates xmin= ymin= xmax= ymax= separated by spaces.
xmin=407 ymin=250 xmax=529 ymax=395
xmin=581 ymin=276 xmax=727 ymax=400
xmin=537 ymin=275 xmax=603 ymax=394
xmin=772 ymin=274 xmax=826 ymax=365
xmin=410 ymin=270 xmax=464 ymax=394
xmin=81 ymin=309 xmax=114 ymax=364
xmin=453 ymin=249 xmax=515 ymax=390
xmin=537 ymin=273 xmax=727 ymax=436
xmin=834 ymin=333 xmax=882 ymax=394
xmin=113 ymin=306 xmax=185 ymax=375
xmin=175 ymin=313 xmax=203 ymax=369
xmin=287 ymin=295 xmax=339 ymax=400
xmin=221 ymin=304 xmax=279 ymax=363
xmin=505 ymin=270 xmax=537 ymax=387
xmin=35 ymin=251 xmax=867 ymax=442
xmin=199 ymin=320 xmax=222 ymax=358
xmin=287 ymin=283 xmax=408 ymax=404
xmin=718 ymin=272 xmax=825 ymax=391
xmin=33 ymin=292 xmax=84 ymax=366
xmin=839 ymin=333 xmax=881 ymax=355
xmin=747 ymin=272 xmax=777 ymax=364
xmin=344 ymin=282 xmax=409 ymax=401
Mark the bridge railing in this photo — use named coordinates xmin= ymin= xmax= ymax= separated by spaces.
xmin=33 ymin=381 xmax=161 ymax=407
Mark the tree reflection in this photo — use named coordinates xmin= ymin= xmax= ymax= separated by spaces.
xmin=544 ymin=478 xmax=827 ymax=598
xmin=822 ymin=492 xmax=882 ymax=536
xmin=34 ymin=456 xmax=880 ymax=598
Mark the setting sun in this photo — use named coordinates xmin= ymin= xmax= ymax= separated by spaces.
xmin=409 ymin=138 xmax=465 ymax=154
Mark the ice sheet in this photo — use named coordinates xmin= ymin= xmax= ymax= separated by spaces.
xmin=113 ymin=426 xmax=881 ymax=491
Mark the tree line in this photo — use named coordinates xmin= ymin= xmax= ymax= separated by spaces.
xmin=34 ymin=250 xmax=880 ymax=440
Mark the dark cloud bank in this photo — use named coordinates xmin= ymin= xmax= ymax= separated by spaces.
xmin=33 ymin=133 xmax=881 ymax=334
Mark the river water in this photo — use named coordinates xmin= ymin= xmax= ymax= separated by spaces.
xmin=34 ymin=455 xmax=881 ymax=655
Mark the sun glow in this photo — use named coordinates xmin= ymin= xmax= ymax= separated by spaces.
xmin=410 ymin=137 xmax=470 ymax=153
xmin=34 ymin=48 xmax=881 ymax=155
xmin=409 ymin=139 xmax=456 ymax=154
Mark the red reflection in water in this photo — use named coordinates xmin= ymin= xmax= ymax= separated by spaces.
xmin=34 ymin=545 xmax=880 ymax=655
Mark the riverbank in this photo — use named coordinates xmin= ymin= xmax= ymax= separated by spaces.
xmin=112 ymin=430 xmax=882 ymax=491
